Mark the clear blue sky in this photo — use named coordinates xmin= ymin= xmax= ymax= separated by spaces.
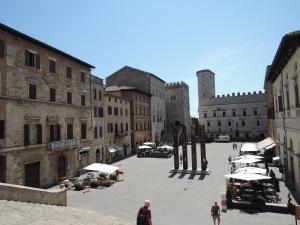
xmin=2 ymin=0 xmax=300 ymax=117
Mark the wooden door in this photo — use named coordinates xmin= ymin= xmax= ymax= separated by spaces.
xmin=0 ymin=155 xmax=6 ymax=183
xmin=57 ymin=155 xmax=67 ymax=179
xmin=25 ymin=162 xmax=40 ymax=188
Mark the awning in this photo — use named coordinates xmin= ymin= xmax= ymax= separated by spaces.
xmin=79 ymin=147 xmax=91 ymax=154
xmin=158 ymin=145 xmax=174 ymax=150
xmin=107 ymin=145 xmax=117 ymax=153
xmin=234 ymin=167 xmax=267 ymax=175
xmin=257 ymin=137 xmax=275 ymax=150
xmin=113 ymin=144 xmax=123 ymax=151
xmin=236 ymin=155 xmax=264 ymax=160
xmin=266 ymin=143 xmax=276 ymax=150
xmin=224 ymin=172 xmax=271 ymax=181
xmin=273 ymin=156 xmax=280 ymax=161
xmin=83 ymin=163 xmax=119 ymax=174
xmin=232 ymin=158 xmax=262 ymax=164
xmin=240 ymin=143 xmax=259 ymax=152
xmin=138 ymin=145 xmax=151 ymax=150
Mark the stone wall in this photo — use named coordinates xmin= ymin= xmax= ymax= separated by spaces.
xmin=0 ymin=182 xmax=67 ymax=206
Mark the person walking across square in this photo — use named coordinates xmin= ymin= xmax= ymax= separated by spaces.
xmin=211 ymin=201 xmax=221 ymax=225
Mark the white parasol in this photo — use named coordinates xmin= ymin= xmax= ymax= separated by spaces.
xmin=83 ymin=163 xmax=119 ymax=174
xmin=232 ymin=158 xmax=262 ymax=164
xmin=138 ymin=145 xmax=152 ymax=150
xmin=236 ymin=155 xmax=264 ymax=160
xmin=234 ymin=167 xmax=267 ymax=175
xmin=224 ymin=172 xmax=271 ymax=181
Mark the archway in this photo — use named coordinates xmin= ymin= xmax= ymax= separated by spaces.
xmin=57 ymin=155 xmax=67 ymax=179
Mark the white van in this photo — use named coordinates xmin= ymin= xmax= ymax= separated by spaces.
xmin=214 ymin=135 xmax=230 ymax=142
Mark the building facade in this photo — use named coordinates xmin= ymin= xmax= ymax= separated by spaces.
xmin=265 ymin=30 xmax=300 ymax=194
xmin=106 ymin=66 xmax=166 ymax=144
xmin=0 ymin=23 xmax=94 ymax=187
xmin=105 ymin=86 xmax=151 ymax=151
xmin=197 ymin=69 xmax=268 ymax=141
xmin=103 ymin=93 xmax=131 ymax=163
xmin=90 ymin=75 xmax=105 ymax=165
xmin=165 ymin=81 xmax=191 ymax=137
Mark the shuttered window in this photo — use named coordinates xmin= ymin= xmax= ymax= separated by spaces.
xmin=98 ymin=107 xmax=103 ymax=117
xmin=50 ymin=88 xmax=56 ymax=102
xmin=93 ymin=89 xmax=97 ymax=99
xmin=81 ymin=72 xmax=85 ymax=83
xmin=49 ymin=59 xmax=56 ymax=73
xmin=66 ymin=66 xmax=72 ymax=78
xmin=0 ymin=120 xmax=4 ymax=139
xmin=99 ymin=126 xmax=103 ymax=138
xmin=25 ymin=50 xmax=40 ymax=68
xmin=67 ymin=124 xmax=73 ymax=139
xmin=81 ymin=123 xmax=87 ymax=139
xmin=36 ymin=124 xmax=42 ymax=144
xmin=67 ymin=92 xmax=72 ymax=104
xmin=94 ymin=107 xmax=97 ymax=117
xmin=99 ymin=91 xmax=102 ymax=100
xmin=278 ymin=95 xmax=283 ymax=112
xmin=29 ymin=84 xmax=37 ymax=100
xmin=81 ymin=95 xmax=85 ymax=106
xmin=24 ymin=124 xmax=29 ymax=146
xmin=0 ymin=40 xmax=4 ymax=58
xmin=295 ymin=83 xmax=300 ymax=108
xmin=24 ymin=124 xmax=42 ymax=145
xmin=94 ymin=127 xmax=98 ymax=138
xmin=49 ymin=124 xmax=61 ymax=142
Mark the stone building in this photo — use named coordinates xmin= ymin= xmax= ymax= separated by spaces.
xmin=90 ymin=75 xmax=105 ymax=165
xmin=264 ymin=30 xmax=300 ymax=194
xmin=165 ymin=81 xmax=191 ymax=137
xmin=0 ymin=23 xmax=94 ymax=187
xmin=103 ymin=93 xmax=131 ymax=163
xmin=105 ymin=86 xmax=151 ymax=151
xmin=106 ymin=66 xmax=166 ymax=144
xmin=197 ymin=69 xmax=268 ymax=141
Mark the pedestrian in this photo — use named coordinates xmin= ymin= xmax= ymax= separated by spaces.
xmin=265 ymin=162 xmax=269 ymax=174
xmin=228 ymin=155 xmax=232 ymax=163
xmin=180 ymin=154 xmax=183 ymax=164
xmin=232 ymin=143 xmax=235 ymax=150
xmin=137 ymin=200 xmax=152 ymax=225
xmin=115 ymin=169 xmax=119 ymax=181
xmin=211 ymin=201 xmax=221 ymax=225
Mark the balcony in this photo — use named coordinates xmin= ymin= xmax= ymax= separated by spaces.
xmin=48 ymin=139 xmax=79 ymax=151
xmin=114 ymin=131 xmax=128 ymax=138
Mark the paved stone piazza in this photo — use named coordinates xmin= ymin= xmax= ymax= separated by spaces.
xmin=68 ymin=142 xmax=295 ymax=225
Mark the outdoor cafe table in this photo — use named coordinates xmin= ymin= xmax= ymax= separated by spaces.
xmin=262 ymin=183 xmax=274 ymax=187
xmin=263 ymin=188 xmax=276 ymax=195
xmin=240 ymin=194 xmax=254 ymax=201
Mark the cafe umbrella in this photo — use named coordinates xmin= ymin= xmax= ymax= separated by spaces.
xmin=224 ymin=172 xmax=271 ymax=181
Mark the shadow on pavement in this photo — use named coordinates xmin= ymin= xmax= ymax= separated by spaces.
xmin=178 ymin=172 xmax=187 ymax=179
xmin=238 ymin=209 xmax=262 ymax=215
xmin=168 ymin=172 xmax=177 ymax=178
xmin=188 ymin=173 xmax=196 ymax=180
xmin=199 ymin=174 xmax=206 ymax=180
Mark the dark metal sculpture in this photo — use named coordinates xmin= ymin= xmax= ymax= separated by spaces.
xmin=173 ymin=126 xmax=179 ymax=170
xmin=191 ymin=134 xmax=197 ymax=171
xmin=182 ymin=126 xmax=188 ymax=170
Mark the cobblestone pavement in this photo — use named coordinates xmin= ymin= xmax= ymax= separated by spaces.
xmin=68 ymin=142 xmax=296 ymax=225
